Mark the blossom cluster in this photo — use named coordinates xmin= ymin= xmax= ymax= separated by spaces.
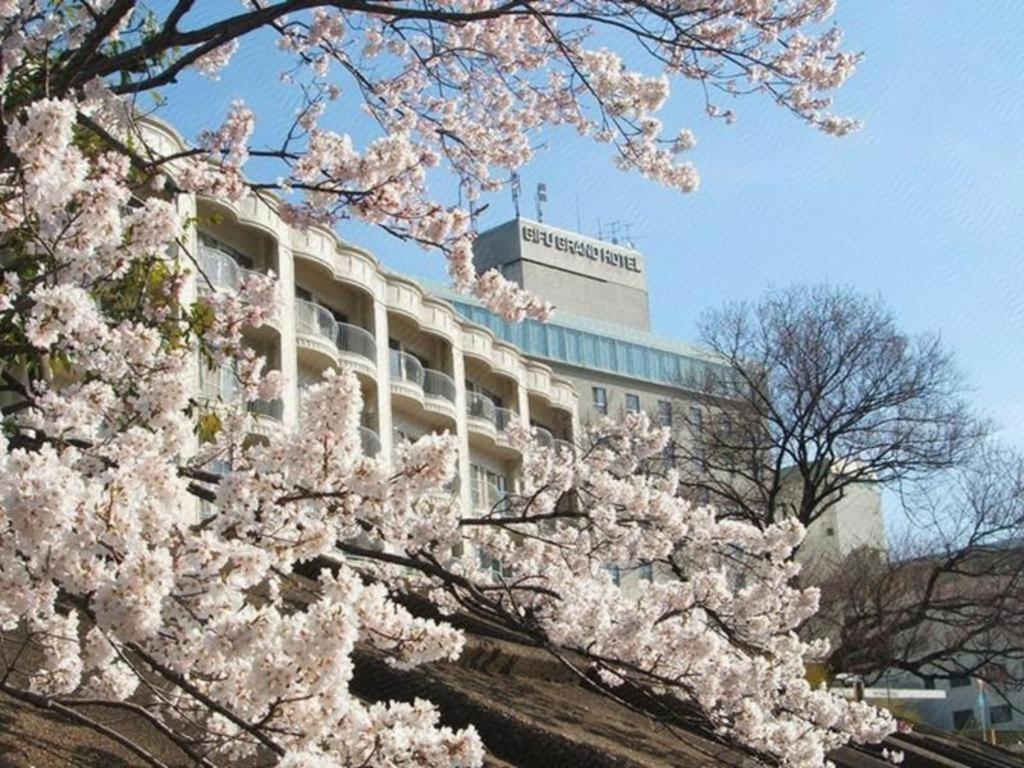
xmin=0 ymin=92 xmax=482 ymax=766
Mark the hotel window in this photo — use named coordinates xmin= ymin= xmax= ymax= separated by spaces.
xmin=657 ymin=400 xmax=672 ymax=427
xmin=603 ymin=564 xmax=621 ymax=587
xmin=990 ymin=705 xmax=1013 ymax=724
xmin=200 ymin=459 xmax=232 ymax=520
xmin=952 ymin=709 xmax=976 ymax=730
xmin=479 ymin=551 xmax=509 ymax=581
xmin=689 ymin=406 xmax=704 ymax=433
xmin=638 ymin=562 xmax=653 ymax=582
xmin=592 ymin=387 xmax=608 ymax=415
xmin=625 ymin=393 xmax=640 ymax=413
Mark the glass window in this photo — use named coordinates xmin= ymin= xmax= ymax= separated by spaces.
xmin=953 ymin=709 xmax=976 ymax=730
xmin=603 ymin=564 xmax=621 ymax=587
xmin=625 ymin=393 xmax=640 ymax=413
xmin=657 ymin=400 xmax=672 ymax=427
xmin=990 ymin=705 xmax=1013 ymax=724
xmin=592 ymin=387 xmax=608 ymax=415
xmin=689 ymin=406 xmax=704 ymax=432
xmin=950 ymin=676 xmax=972 ymax=688
xmin=638 ymin=563 xmax=653 ymax=582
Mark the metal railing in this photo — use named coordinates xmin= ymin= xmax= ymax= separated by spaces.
xmin=247 ymin=398 xmax=284 ymax=420
xmin=295 ymin=298 xmax=337 ymax=344
xmin=358 ymin=426 xmax=381 ymax=457
xmin=199 ymin=245 xmax=241 ymax=290
xmin=389 ymin=349 xmax=425 ymax=388
xmin=495 ymin=407 xmax=516 ymax=432
xmin=466 ymin=391 xmax=497 ymax=425
xmin=532 ymin=425 xmax=554 ymax=447
xmin=199 ymin=245 xmax=267 ymax=291
xmin=424 ymin=369 xmax=456 ymax=403
xmin=337 ymin=322 xmax=376 ymax=361
xmin=295 ymin=299 xmax=376 ymax=362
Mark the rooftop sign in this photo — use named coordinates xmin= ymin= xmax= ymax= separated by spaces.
xmin=520 ymin=222 xmax=641 ymax=275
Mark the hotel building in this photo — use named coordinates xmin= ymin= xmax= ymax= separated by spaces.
xmin=140 ymin=120 xmax=885 ymax=584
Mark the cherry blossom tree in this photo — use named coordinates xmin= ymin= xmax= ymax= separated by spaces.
xmin=0 ymin=0 xmax=862 ymax=320
xmin=0 ymin=2 xmax=897 ymax=767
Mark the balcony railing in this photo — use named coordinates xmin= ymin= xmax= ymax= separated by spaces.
xmin=495 ymin=407 xmax=515 ymax=432
xmin=358 ymin=426 xmax=381 ymax=457
xmin=295 ymin=299 xmax=376 ymax=363
xmin=532 ymin=425 xmax=554 ymax=448
xmin=554 ymin=438 xmax=575 ymax=455
xmin=424 ymin=369 xmax=456 ymax=403
xmin=389 ymin=349 xmax=425 ymax=388
xmin=466 ymin=391 xmax=497 ymax=425
xmin=295 ymin=298 xmax=336 ymax=344
xmin=337 ymin=322 xmax=376 ymax=361
xmin=247 ymin=398 xmax=284 ymax=420
xmin=199 ymin=245 xmax=267 ymax=292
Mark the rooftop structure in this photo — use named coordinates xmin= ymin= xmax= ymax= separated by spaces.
xmin=473 ymin=217 xmax=652 ymax=331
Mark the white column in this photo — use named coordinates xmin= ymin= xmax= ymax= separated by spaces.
xmin=373 ymin=299 xmax=393 ymax=461
xmin=451 ymin=342 xmax=472 ymax=516
xmin=276 ymin=242 xmax=299 ymax=428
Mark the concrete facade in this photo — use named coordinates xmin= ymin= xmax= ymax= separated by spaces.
xmin=791 ymin=480 xmax=889 ymax=569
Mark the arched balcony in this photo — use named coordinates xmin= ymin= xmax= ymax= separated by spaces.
xmin=358 ymin=426 xmax=381 ymax=458
xmin=466 ymin=391 xmax=498 ymax=438
xmin=389 ymin=350 xmax=456 ymax=425
xmin=295 ymin=298 xmax=377 ymax=379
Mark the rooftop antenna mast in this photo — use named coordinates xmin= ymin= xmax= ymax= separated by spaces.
xmin=606 ymin=220 xmax=636 ymax=246
xmin=510 ymin=172 xmax=521 ymax=218
xmin=535 ymin=182 xmax=548 ymax=223
xmin=608 ymin=220 xmax=621 ymax=244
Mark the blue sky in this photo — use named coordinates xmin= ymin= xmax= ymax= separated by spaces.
xmin=161 ymin=1 xmax=1024 ymax=453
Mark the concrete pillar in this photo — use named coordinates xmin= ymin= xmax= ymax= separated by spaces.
xmin=451 ymin=341 xmax=472 ymax=516
xmin=276 ymin=242 xmax=299 ymax=428
xmin=373 ymin=300 xmax=393 ymax=462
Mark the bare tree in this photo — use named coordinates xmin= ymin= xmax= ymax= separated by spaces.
xmin=673 ymin=285 xmax=986 ymax=531
xmin=812 ymin=444 xmax=1024 ymax=697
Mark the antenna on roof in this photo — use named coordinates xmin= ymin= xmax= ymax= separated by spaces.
xmin=606 ymin=220 xmax=637 ymax=247
xmin=623 ymin=222 xmax=635 ymax=249
xmin=535 ymin=182 xmax=547 ymax=223
xmin=510 ymin=172 xmax=521 ymax=218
